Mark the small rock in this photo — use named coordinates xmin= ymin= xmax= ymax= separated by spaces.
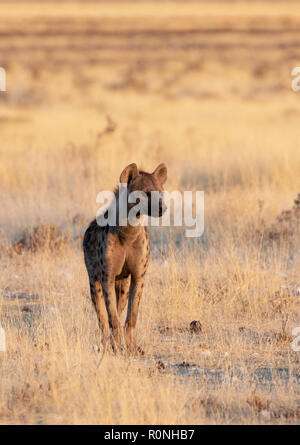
xmin=190 ymin=320 xmax=202 ymax=333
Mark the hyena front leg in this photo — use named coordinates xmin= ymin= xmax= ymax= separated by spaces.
xmin=115 ymin=276 xmax=131 ymax=316
xmin=125 ymin=277 xmax=144 ymax=353
xmin=90 ymin=280 xmax=110 ymax=350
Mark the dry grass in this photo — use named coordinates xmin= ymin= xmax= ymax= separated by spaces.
xmin=0 ymin=0 xmax=299 ymax=424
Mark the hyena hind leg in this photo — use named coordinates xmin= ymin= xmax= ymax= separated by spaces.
xmin=90 ymin=280 xmax=110 ymax=350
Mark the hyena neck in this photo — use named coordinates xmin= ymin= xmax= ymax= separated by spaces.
xmin=117 ymin=223 xmax=143 ymax=244
xmin=113 ymin=184 xmax=144 ymax=243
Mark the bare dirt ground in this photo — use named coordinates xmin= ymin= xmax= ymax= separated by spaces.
xmin=0 ymin=0 xmax=299 ymax=424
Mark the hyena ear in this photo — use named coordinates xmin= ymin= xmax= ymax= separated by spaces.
xmin=120 ymin=163 xmax=138 ymax=184
xmin=153 ymin=163 xmax=167 ymax=185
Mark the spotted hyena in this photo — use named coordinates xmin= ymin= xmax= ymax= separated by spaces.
xmin=83 ymin=163 xmax=167 ymax=354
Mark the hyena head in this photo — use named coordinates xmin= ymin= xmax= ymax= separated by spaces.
xmin=119 ymin=163 xmax=168 ymax=218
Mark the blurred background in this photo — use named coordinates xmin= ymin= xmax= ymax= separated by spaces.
xmin=1 ymin=0 xmax=300 ymax=237
xmin=0 ymin=0 xmax=300 ymax=425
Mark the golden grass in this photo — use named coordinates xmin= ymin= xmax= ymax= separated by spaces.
xmin=0 ymin=0 xmax=299 ymax=424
